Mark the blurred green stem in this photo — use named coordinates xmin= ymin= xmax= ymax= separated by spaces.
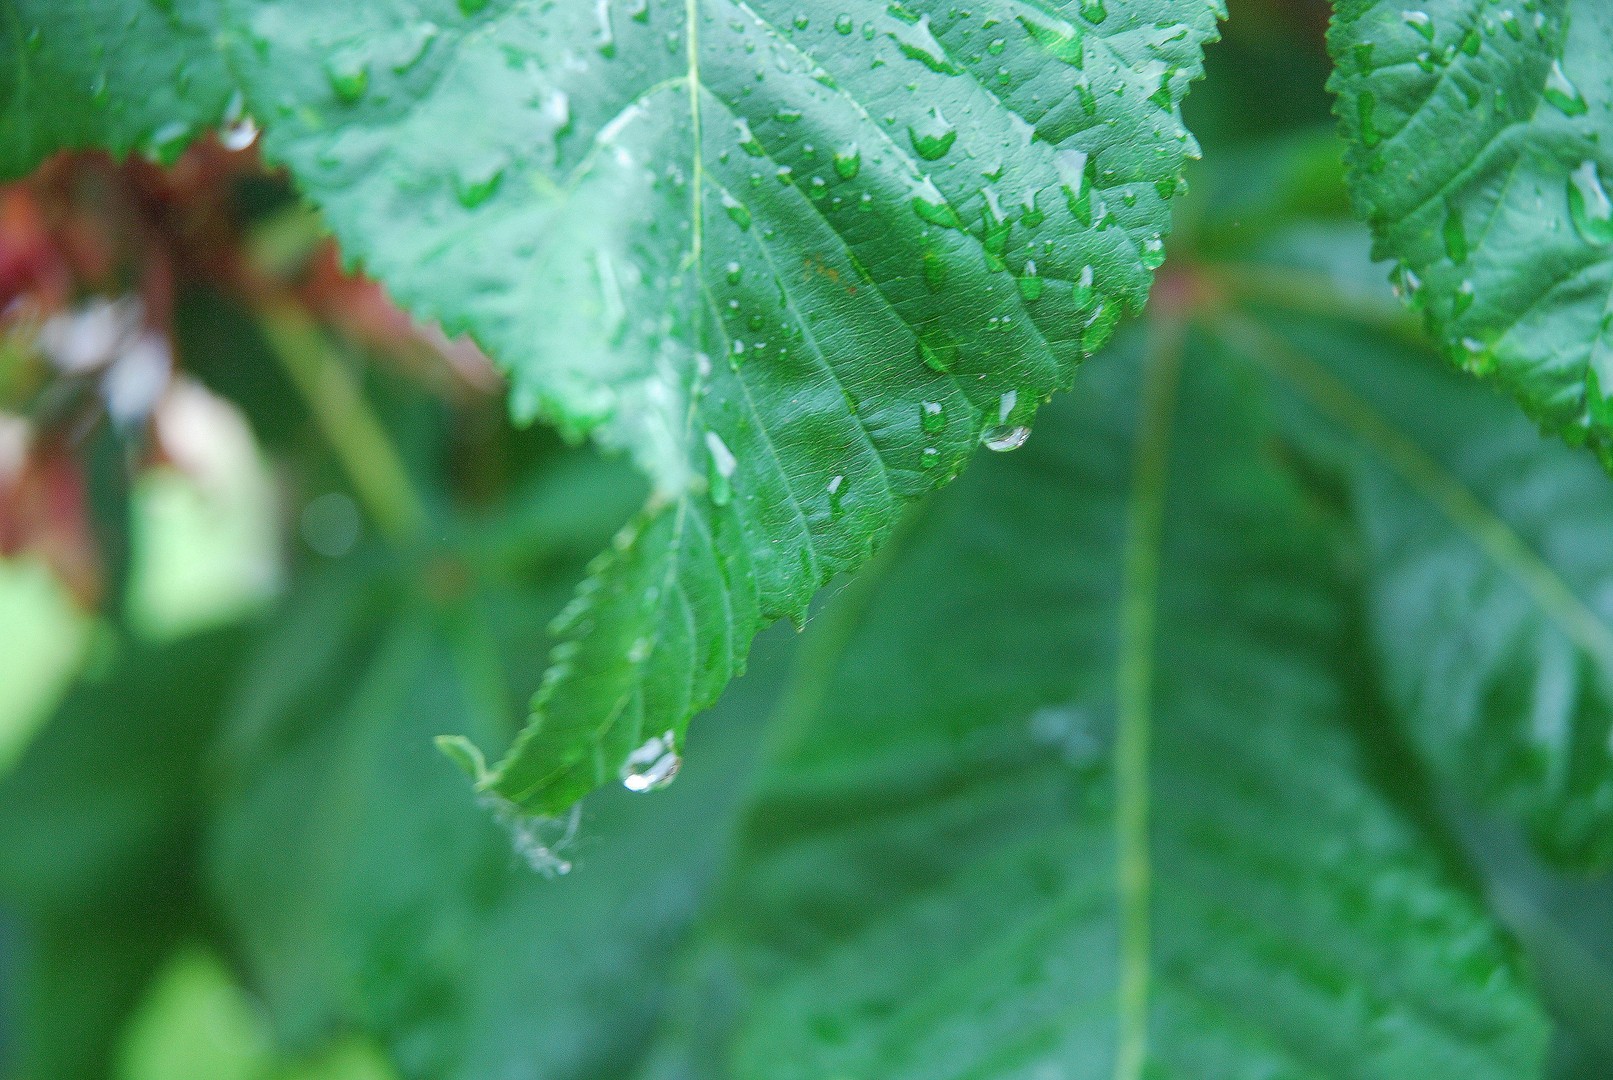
xmin=258 ymin=307 xmax=428 ymax=544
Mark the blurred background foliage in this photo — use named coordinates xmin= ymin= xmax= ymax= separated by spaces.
xmin=0 ymin=1 xmax=1609 ymax=1078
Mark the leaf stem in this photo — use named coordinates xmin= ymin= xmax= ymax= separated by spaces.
xmin=258 ymin=306 xmax=429 ymax=545
xmin=1113 ymin=311 xmax=1185 ymax=1080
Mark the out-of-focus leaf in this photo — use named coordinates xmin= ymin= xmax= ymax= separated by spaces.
xmin=0 ymin=625 xmax=249 ymax=1080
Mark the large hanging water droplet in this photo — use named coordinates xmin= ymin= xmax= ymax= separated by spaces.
xmin=888 ymin=15 xmax=962 ymax=75
xmin=909 ymin=107 xmax=957 ymax=161
xmin=1568 ymin=161 xmax=1613 ymax=246
xmin=621 ymin=730 xmax=681 ymax=792
xmin=980 ymin=389 xmax=1028 ymax=451
xmin=706 ymin=430 xmax=738 ymax=506
xmin=1543 ymin=59 xmax=1588 ymax=117
xmin=218 ymin=90 xmax=258 ymax=151
xmin=981 ymin=424 xmax=1030 ymax=451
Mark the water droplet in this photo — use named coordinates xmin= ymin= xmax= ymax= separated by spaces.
xmin=725 ymin=260 xmax=743 ymax=285
xmin=981 ymin=423 xmax=1030 ymax=451
xmin=833 ymin=144 xmax=861 ymax=179
xmin=146 ymin=120 xmax=191 ymax=162
xmin=735 ymin=117 xmax=764 ymax=157
xmin=595 ymin=0 xmax=617 ymax=57
xmin=1357 ymin=92 xmax=1381 ymax=148
xmin=622 ymin=730 xmax=681 ymax=791
xmin=921 ymin=248 xmax=947 ymax=291
xmin=722 ymin=191 xmax=753 ymax=230
xmin=1442 ymin=203 xmax=1468 ymax=264
xmin=1568 ymin=161 xmax=1613 ymax=246
xmin=457 ymin=0 xmax=490 ymax=14
xmin=1072 ymin=264 xmax=1095 ymax=308
xmin=218 ymin=90 xmax=258 ymax=151
xmin=910 ymin=179 xmax=962 ymax=229
xmin=826 ymin=473 xmax=846 ymax=516
xmin=455 ymin=163 xmax=504 ymax=208
xmin=325 ymin=54 xmax=370 ymax=103
xmin=920 ymin=400 xmax=945 ymax=434
xmin=909 ymin=107 xmax=957 ymax=161
xmin=835 ymin=13 xmax=853 ymax=34
xmin=775 ymin=108 xmax=804 ymax=124
xmin=1453 ymin=278 xmax=1475 ymax=317
xmin=1017 ymin=260 xmax=1044 ymax=301
xmin=1079 ymin=0 xmax=1107 ymax=24
xmin=889 ymin=15 xmax=962 ymax=75
xmin=1403 ymin=10 xmax=1434 ymax=42
xmin=1390 ymin=262 xmax=1425 ymax=309
xmin=706 ymin=430 xmax=738 ymax=506
xmin=1055 ymin=149 xmax=1093 ymax=226
xmin=1543 ymin=59 xmax=1587 ymax=117
xmin=1017 ymin=11 xmax=1083 ymax=67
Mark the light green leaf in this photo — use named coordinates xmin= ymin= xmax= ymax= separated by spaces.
xmin=1222 ymin=306 xmax=1613 ymax=869
xmin=683 ymin=334 xmax=1548 ymax=1078
xmin=1328 ymin=0 xmax=1613 ymax=461
xmin=210 ymin=0 xmax=1221 ymax=812
xmin=0 ymin=0 xmax=235 ymax=172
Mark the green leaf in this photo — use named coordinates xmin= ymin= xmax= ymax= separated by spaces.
xmin=6 ymin=0 xmax=1232 ymax=812
xmin=201 ymin=0 xmax=1217 ymax=811
xmin=0 ymin=626 xmax=248 ymax=1080
xmin=1328 ymin=0 xmax=1613 ymax=461
xmin=678 ymin=333 xmax=1548 ymax=1077
xmin=0 ymin=0 xmax=236 ymax=173
xmin=1221 ymin=307 xmax=1613 ymax=869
